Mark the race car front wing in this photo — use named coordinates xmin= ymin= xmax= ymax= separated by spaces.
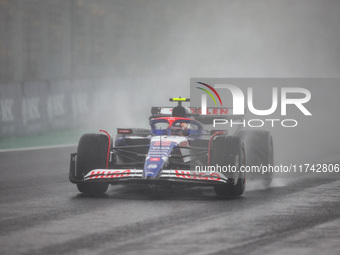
xmin=71 ymin=169 xmax=228 ymax=185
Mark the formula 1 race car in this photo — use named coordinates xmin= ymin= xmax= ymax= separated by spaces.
xmin=69 ymin=98 xmax=274 ymax=198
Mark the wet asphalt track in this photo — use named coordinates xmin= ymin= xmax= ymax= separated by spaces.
xmin=0 ymin=146 xmax=340 ymax=255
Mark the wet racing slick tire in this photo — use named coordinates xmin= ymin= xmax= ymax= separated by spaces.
xmin=76 ymin=133 xmax=110 ymax=195
xmin=210 ymin=136 xmax=246 ymax=198
xmin=238 ymin=130 xmax=274 ymax=187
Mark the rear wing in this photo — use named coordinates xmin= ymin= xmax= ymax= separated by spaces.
xmin=150 ymin=106 xmax=245 ymax=124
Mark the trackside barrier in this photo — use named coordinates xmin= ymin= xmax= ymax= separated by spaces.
xmin=0 ymin=78 xmax=115 ymax=137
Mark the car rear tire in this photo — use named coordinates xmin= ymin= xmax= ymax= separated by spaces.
xmin=210 ymin=136 xmax=246 ymax=198
xmin=238 ymin=130 xmax=274 ymax=187
xmin=75 ymin=133 xmax=110 ymax=195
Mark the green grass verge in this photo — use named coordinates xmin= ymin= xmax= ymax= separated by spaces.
xmin=0 ymin=128 xmax=91 ymax=150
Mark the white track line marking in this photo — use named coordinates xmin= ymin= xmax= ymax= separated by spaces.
xmin=0 ymin=144 xmax=77 ymax=153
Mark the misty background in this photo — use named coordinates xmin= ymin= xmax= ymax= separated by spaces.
xmin=0 ymin=0 xmax=340 ymax=164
